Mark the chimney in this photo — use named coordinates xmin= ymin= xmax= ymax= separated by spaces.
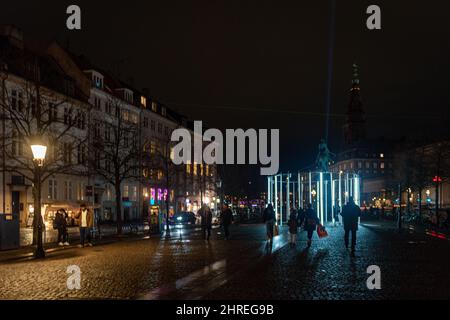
xmin=0 ymin=25 xmax=24 ymax=49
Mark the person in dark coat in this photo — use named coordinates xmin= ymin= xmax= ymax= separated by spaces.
xmin=220 ymin=204 xmax=234 ymax=240
xmin=296 ymin=207 xmax=305 ymax=226
xmin=287 ymin=208 xmax=298 ymax=247
xmin=54 ymin=209 xmax=69 ymax=246
xmin=263 ymin=203 xmax=276 ymax=242
xmin=199 ymin=205 xmax=213 ymax=241
xmin=303 ymin=204 xmax=319 ymax=247
xmin=340 ymin=196 xmax=361 ymax=253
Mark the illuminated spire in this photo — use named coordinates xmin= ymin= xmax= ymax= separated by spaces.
xmin=351 ymin=63 xmax=360 ymax=90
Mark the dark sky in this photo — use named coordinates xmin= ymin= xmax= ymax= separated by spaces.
xmin=1 ymin=0 xmax=450 ymax=186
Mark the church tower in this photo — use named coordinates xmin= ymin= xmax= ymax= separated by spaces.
xmin=343 ymin=63 xmax=366 ymax=146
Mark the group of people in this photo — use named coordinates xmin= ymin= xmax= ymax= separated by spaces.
xmin=53 ymin=204 xmax=94 ymax=248
xmin=198 ymin=204 xmax=234 ymax=241
xmin=262 ymin=197 xmax=362 ymax=253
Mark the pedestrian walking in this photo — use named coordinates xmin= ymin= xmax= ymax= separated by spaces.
xmin=287 ymin=208 xmax=298 ymax=247
xmin=220 ymin=204 xmax=234 ymax=240
xmin=263 ymin=203 xmax=276 ymax=242
xmin=199 ymin=204 xmax=213 ymax=241
xmin=75 ymin=204 xmax=94 ymax=247
xmin=54 ymin=209 xmax=69 ymax=246
xmin=302 ymin=204 xmax=319 ymax=247
xmin=340 ymin=196 xmax=361 ymax=254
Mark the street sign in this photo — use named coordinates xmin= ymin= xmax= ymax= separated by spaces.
xmin=85 ymin=185 xmax=93 ymax=197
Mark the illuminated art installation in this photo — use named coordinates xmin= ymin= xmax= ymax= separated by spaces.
xmin=267 ymin=171 xmax=360 ymax=226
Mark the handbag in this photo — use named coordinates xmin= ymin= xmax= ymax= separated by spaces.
xmin=316 ymin=224 xmax=328 ymax=238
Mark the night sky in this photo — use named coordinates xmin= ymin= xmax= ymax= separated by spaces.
xmin=1 ymin=0 xmax=450 ymax=191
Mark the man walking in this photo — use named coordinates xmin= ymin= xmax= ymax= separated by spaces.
xmin=199 ymin=204 xmax=213 ymax=241
xmin=221 ymin=204 xmax=233 ymax=240
xmin=262 ymin=203 xmax=276 ymax=242
xmin=76 ymin=204 xmax=94 ymax=247
xmin=340 ymin=196 xmax=361 ymax=254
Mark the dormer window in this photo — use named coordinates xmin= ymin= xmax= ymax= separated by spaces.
xmin=140 ymin=96 xmax=147 ymax=108
xmin=151 ymin=101 xmax=157 ymax=112
xmin=87 ymin=70 xmax=104 ymax=89
xmin=161 ymin=106 xmax=166 ymax=116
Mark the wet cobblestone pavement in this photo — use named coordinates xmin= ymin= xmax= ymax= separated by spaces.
xmin=1 ymin=221 xmax=449 ymax=300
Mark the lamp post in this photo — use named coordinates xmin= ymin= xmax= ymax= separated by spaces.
xmin=215 ymin=179 xmax=222 ymax=207
xmin=30 ymin=139 xmax=47 ymax=258
xmin=0 ymin=61 xmax=7 ymax=216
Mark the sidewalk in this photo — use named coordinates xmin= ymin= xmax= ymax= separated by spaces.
xmin=1 ymin=224 xmax=153 ymax=263
xmin=360 ymin=218 xmax=450 ymax=240
xmin=20 ymin=223 xmax=149 ymax=246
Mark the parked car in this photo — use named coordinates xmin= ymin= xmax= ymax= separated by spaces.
xmin=170 ymin=211 xmax=196 ymax=225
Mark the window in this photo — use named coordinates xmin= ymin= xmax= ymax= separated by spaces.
xmin=365 ymin=162 xmax=370 ymax=169
xmin=151 ymin=120 xmax=155 ymax=131
xmin=193 ymin=162 xmax=198 ymax=176
xmin=11 ymin=130 xmax=23 ymax=156
xmin=380 ymin=162 xmax=385 ymax=169
xmin=358 ymin=161 xmax=362 ymax=169
xmin=206 ymin=164 xmax=209 ymax=176
xmin=122 ymin=109 xmax=129 ymax=122
xmin=161 ymin=106 xmax=166 ymax=116
xmin=11 ymin=90 xmax=24 ymax=112
xmin=30 ymin=96 xmax=36 ymax=116
xmin=157 ymin=123 xmax=162 ymax=134
xmin=132 ymin=186 xmax=137 ymax=201
xmin=77 ymin=144 xmax=86 ymax=165
xmin=48 ymin=179 xmax=58 ymax=200
xmin=64 ymin=181 xmax=73 ymax=200
xmin=150 ymin=140 xmax=157 ymax=155
xmin=373 ymin=162 xmax=378 ymax=169
xmin=151 ymin=101 xmax=157 ymax=112
xmin=186 ymin=161 xmax=191 ymax=174
xmin=48 ymin=103 xmax=57 ymax=122
xmin=141 ymin=96 xmax=147 ymax=107
xmin=123 ymin=185 xmax=129 ymax=198
xmin=143 ymin=117 xmax=148 ymax=128
xmin=63 ymin=143 xmax=72 ymax=164
xmin=164 ymin=126 xmax=169 ymax=136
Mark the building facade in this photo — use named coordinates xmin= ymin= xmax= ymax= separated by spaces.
xmin=0 ymin=26 xmax=217 ymax=235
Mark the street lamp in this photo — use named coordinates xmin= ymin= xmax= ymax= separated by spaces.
xmin=30 ymin=138 xmax=47 ymax=258
xmin=0 ymin=61 xmax=8 ymax=216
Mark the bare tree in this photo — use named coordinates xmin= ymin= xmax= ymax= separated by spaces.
xmin=142 ymin=131 xmax=179 ymax=233
xmin=0 ymin=60 xmax=89 ymax=249
xmin=89 ymin=95 xmax=140 ymax=235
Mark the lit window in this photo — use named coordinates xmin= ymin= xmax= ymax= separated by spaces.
xmin=380 ymin=162 xmax=385 ymax=169
xmin=151 ymin=102 xmax=157 ymax=112
xmin=380 ymin=153 xmax=384 ymax=158
xmin=141 ymin=96 xmax=147 ymax=107
xmin=123 ymin=185 xmax=129 ymax=198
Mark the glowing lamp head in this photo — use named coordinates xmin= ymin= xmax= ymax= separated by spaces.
xmin=30 ymin=144 xmax=47 ymax=165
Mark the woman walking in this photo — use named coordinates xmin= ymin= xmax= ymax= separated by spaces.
xmin=302 ymin=204 xmax=319 ymax=247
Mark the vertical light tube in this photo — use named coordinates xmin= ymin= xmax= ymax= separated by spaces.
xmin=309 ymin=172 xmax=312 ymax=204
xmin=331 ymin=173 xmax=335 ymax=224
xmin=279 ymin=174 xmax=283 ymax=226
xmin=298 ymin=173 xmax=301 ymax=209
xmin=267 ymin=176 xmax=271 ymax=206
xmin=338 ymin=172 xmax=342 ymax=224
xmin=319 ymin=172 xmax=324 ymax=225
xmin=287 ymin=174 xmax=290 ymax=217
xmin=316 ymin=181 xmax=320 ymax=222
xmin=274 ymin=175 xmax=278 ymax=219
xmin=345 ymin=173 xmax=349 ymax=204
